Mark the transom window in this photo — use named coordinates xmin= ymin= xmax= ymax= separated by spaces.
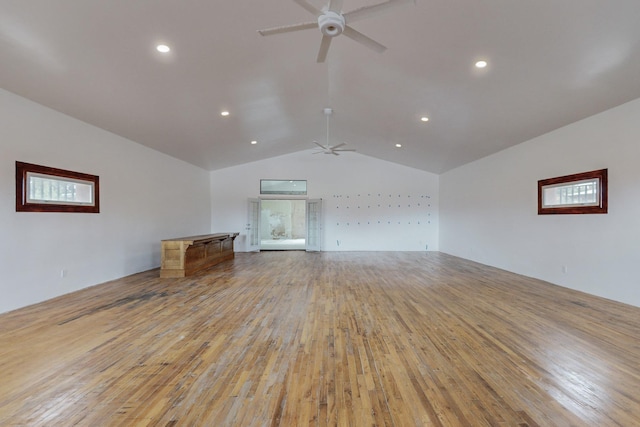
xmin=260 ymin=179 xmax=307 ymax=195
xmin=538 ymin=169 xmax=607 ymax=215
xmin=16 ymin=161 xmax=100 ymax=213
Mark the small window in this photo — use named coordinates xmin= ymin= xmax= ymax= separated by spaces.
xmin=538 ymin=169 xmax=607 ymax=215
xmin=260 ymin=179 xmax=307 ymax=195
xmin=16 ymin=161 xmax=100 ymax=213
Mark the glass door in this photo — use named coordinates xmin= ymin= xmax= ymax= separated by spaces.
xmin=246 ymin=198 xmax=261 ymax=252
xmin=306 ymin=199 xmax=322 ymax=251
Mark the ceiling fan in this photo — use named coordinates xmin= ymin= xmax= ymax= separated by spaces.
xmin=313 ymin=108 xmax=356 ymax=155
xmin=258 ymin=0 xmax=414 ymax=63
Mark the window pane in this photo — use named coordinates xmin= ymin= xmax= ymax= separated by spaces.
xmin=27 ymin=173 xmax=94 ymax=205
xmin=542 ymin=178 xmax=598 ymax=208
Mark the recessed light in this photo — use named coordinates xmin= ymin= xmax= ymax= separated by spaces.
xmin=395 ymin=143 xmax=402 ymax=148
xmin=475 ymin=60 xmax=488 ymax=68
xmin=156 ymin=44 xmax=171 ymax=53
xmin=221 ymin=111 xmax=230 ymax=117
xmin=251 ymin=140 xmax=258 ymax=145
xmin=421 ymin=116 xmax=429 ymax=122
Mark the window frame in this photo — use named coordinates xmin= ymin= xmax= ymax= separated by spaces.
xmin=16 ymin=161 xmax=100 ymax=213
xmin=537 ymin=168 xmax=607 ymax=215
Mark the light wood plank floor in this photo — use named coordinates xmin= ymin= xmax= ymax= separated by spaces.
xmin=1 ymin=252 xmax=639 ymax=426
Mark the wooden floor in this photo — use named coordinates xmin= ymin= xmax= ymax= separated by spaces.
xmin=1 ymin=252 xmax=639 ymax=426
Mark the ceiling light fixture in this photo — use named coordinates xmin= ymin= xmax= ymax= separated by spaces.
xmin=475 ymin=60 xmax=488 ymax=68
xmin=421 ymin=116 xmax=429 ymax=122
xmin=156 ymin=44 xmax=171 ymax=53
xmin=395 ymin=143 xmax=402 ymax=148
xmin=251 ymin=140 xmax=258 ymax=145
xmin=221 ymin=111 xmax=230 ymax=117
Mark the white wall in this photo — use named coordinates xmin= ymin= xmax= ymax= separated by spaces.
xmin=210 ymin=151 xmax=438 ymax=252
xmin=0 ymin=89 xmax=211 ymax=313
xmin=440 ymin=98 xmax=640 ymax=307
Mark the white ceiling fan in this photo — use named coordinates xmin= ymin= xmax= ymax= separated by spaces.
xmin=313 ymin=108 xmax=356 ymax=155
xmin=258 ymin=0 xmax=414 ymax=63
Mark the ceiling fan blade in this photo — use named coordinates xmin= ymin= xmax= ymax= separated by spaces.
xmin=331 ymin=151 xmax=340 ymax=156
xmin=334 ymin=148 xmax=356 ymax=152
xmin=328 ymin=0 xmax=344 ymax=13
xmin=342 ymin=26 xmax=386 ymax=53
xmin=293 ymin=0 xmax=323 ymax=16
xmin=317 ymin=35 xmax=332 ymax=63
xmin=343 ymin=0 xmax=413 ymax=24
xmin=331 ymin=142 xmax=347 ymax=149
xmin=313 ymin=141 xmax=327 ymax=149
xmin=258 ymin=21 xmax=317 ymax=36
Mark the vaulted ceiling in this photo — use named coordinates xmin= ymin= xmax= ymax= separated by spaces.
xmin=2 ymin=0 xmax=640 ymax=173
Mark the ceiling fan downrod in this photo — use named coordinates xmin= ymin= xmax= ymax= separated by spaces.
xmin=324 ymin=107 xmax=333 ymax=145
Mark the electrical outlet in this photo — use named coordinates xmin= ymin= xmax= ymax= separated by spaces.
xmin=60 ymin=269 xmax=67 ymax=278
xmin=562 ymin=265 xmax=568 ymax=274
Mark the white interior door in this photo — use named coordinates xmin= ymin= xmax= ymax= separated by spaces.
xmin=247 ymin=198 xmax=261 ymax=252
xmin=306 ymin=198 xmax=322 ymax=252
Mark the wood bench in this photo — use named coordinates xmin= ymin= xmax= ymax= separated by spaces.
xmin=160 ymin=233 xmax=239 ymax=278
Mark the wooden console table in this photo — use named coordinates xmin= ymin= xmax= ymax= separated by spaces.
xmin=160 ymin=233 xmax=239 ymax=278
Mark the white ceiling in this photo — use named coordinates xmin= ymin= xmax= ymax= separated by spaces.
xmin=1 ymin=0 xmax=640 ymax=174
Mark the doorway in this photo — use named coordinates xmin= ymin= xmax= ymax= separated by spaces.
xmin=260 ymin=199 xmax=306 ymax=250
xmin=246 ymin=198 xmax=322 ymax=252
